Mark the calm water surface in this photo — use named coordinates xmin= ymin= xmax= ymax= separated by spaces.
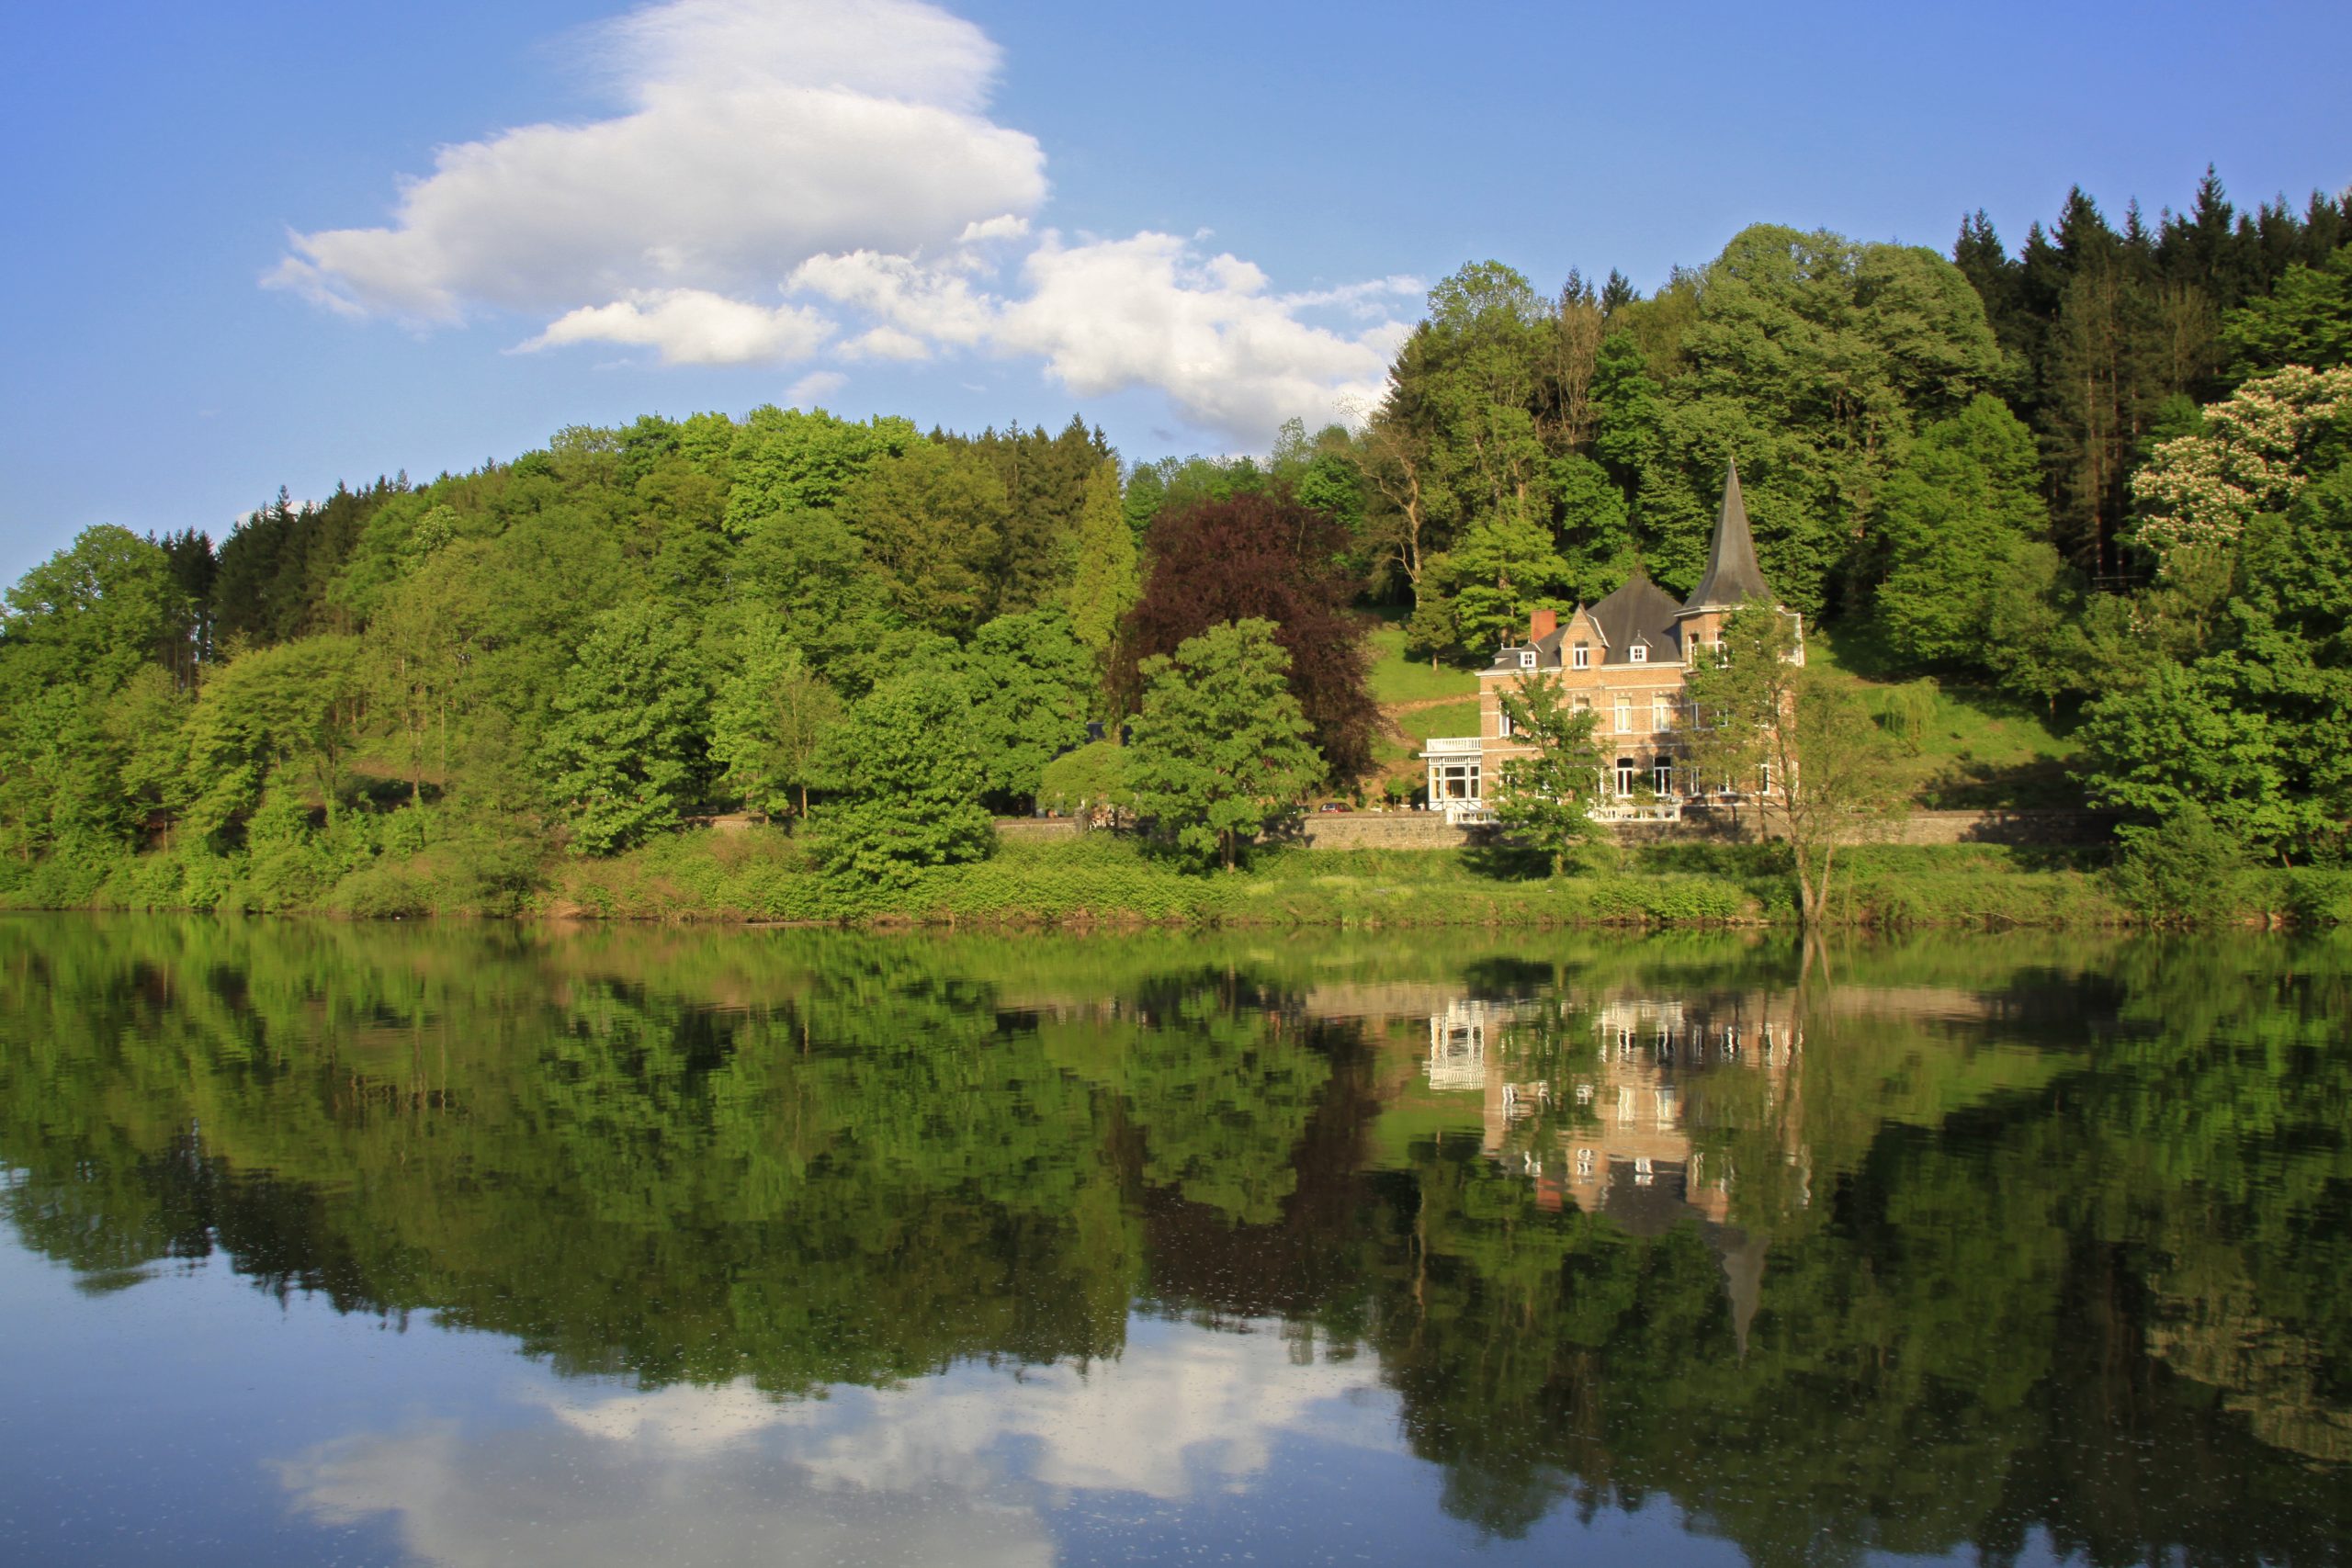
xmin=3 ymin=917 xmax=2349 ymax=1566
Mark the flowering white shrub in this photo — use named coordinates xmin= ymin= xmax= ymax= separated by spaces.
xmin=2130 ymin=365 xmax=2352 ymax=563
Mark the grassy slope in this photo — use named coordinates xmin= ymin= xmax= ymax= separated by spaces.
xmin=1807 ymin=624 xmax=2082 ymax=809
xmin=1364 ymin=621 xmax=1482 ymax=799
xmin=1366 ymin=622 xmax=1481 ymax=705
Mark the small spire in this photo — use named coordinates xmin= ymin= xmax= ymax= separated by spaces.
xmin=1681 ymin=460 xmax=1774 ymax=612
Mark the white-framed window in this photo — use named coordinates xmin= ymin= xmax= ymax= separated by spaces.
xmin=1573 ymin=694 xmax=1592 ymax=713
xmin=1758 ymin=761 xmax=1774 ymax=795
xmin=1519 ymin=650 xmax=1535 ymax=669
xmin=1571 ymin=643 xmax=1590 ymax=670
xmin=1653 ymin=758 xmax=1673 ymax=795
xmin=1630 ymin=642 xmax=1647 ymax=664
xmin=1652 ymin=694 xmax=1673 ymax=731
xmin=1498 ymin=709 xmax=1515 ymax=739
xmin=1615 ymin=757 xmax=1637 ymax=795
xmin=1613 ymin=696 xmax=1633 ymax=733
xmin=1685 ymin=638 xmax=1697 ymax=665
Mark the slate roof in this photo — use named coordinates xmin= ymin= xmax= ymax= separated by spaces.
xmin=1682 ymin=460 xmax=1776 ymax=612
xmin=1587 ymin=569 xmax=1685 ymax=665
xmin=1487 ymin=624 xmax=1566 ymax=672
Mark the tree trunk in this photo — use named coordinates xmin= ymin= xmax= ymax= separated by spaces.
xmin=1792 ymin=837 xmax=1821 ymax=928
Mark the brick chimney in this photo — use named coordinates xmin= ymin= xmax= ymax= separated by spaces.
xmin=1529 ymin=608 xmax=1558 ymax=643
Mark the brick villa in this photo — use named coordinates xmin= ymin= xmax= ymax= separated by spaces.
xmin=1421 ymin=464 xmax=1802 ymax=819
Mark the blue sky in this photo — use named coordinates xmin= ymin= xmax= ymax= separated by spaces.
xmin=3 ymin=0 xmax=2346 ymax=587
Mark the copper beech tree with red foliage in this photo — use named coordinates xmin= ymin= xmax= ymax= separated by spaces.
xmin=1114 ymin=494 xmax=1378 ymax=782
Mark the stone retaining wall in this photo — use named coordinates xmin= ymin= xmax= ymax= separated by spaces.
xmin=1294 ymin=813 xmax=1475 ymax=850
xmin=994 ymin=818 xmax=1082 ymax=841
xmin=1609 ymin=806 xmax=2115 ymax=847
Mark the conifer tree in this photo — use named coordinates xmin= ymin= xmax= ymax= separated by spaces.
xmin=1062 ymin=459 xmax=1137 ymax=668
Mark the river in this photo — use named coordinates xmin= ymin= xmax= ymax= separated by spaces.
xmin=2 ymin=916 xmax=2347 ymax=1565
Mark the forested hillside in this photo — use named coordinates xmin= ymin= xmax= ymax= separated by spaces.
xmin=3 ymin=168 xmax=2347 ymax=914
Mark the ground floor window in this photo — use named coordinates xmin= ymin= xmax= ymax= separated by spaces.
xmin=1652 ymin=757 xmax=1674 ymax=795
xmin=1614 ymin=757 xmax=1637 ymax=795
xmin=1438 ymin=762 xmax=1480 ymax=800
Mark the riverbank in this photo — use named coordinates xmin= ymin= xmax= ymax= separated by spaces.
xmin=13 ymin=826 xmax=2349 ymax=929
xmin=9 ymin=827 xmax=2333 ymax=926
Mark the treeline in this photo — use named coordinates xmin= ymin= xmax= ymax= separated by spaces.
xmin=2 ymin=165 xmax=2348 ymax=911
xmin=0 ymin=400 xmax=1375 ymax=910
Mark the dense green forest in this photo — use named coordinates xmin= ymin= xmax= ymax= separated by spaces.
xmin=3 ymin=168 xmax=2349 ymax=914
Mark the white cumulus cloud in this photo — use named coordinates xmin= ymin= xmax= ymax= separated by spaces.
xmin=994 ymin=232 xmax=1416 ymax=438
xmin=521 ymin=288 xmax=832 ymax=366
xmin=789 ymin=247 xmax=1001 ymax=349
xmin=786 ymin=369 xmax=848 ymax=406
xmin=269 ymin=0 xmax=1421 ymax=447
xmin=267 ymin=0 xmax=1045 ymax=321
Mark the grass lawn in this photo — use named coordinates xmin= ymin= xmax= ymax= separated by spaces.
xmin=1395 ymin=699 xmax=1482 ymax=745
xmin=1367 ymin=621 xmax=1479 ymax=705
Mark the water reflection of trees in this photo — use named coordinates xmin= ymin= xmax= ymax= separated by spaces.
xmin=1367 ymin=939 xmax=2352 ymax=1562
xmin=2 ymin=919 xmax=2350 ymax=1563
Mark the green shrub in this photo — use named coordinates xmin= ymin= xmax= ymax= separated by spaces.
xmin=2276 ymin=867 xmax=2352 ymax=929
xmin=2109 ymin=808 xmax=2246 ymax=927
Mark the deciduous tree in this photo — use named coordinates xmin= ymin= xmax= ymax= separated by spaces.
xmin=1118 ymin=495 xmax=1376 ymax=780
xmin=1492 ymin=671 xmax=1604 ymax=874
xmin=709 ymin=631 xmax=841 ymax=820
xmin=537 ymin=606 xmax=709 ymax=856
xmin=1126 ymin=620 xmax=1320 ymax=870
xmin=957 ymin=607 xmax=1095 ymax=810
xmin=812 ymin=670 xmax=994 ymax=886
xmin=1685 ymin=604 xmax=1904 ymax=925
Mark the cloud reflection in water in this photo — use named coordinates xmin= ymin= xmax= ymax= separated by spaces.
xmin=278 ymin=1314 xmax=1396 ymax=1566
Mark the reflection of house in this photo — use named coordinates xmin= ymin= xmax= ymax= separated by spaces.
xmin=1562 ymin=998 xmax=1805 ymax=1229
xmin=1423 ymin=990 xmax=1808 ymax=1352
xmin=1421 ymin=465 xmax=1803 ymax=822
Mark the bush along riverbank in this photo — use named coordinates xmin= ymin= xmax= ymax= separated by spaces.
xmin=16 ymin=825 xmax=2349 ymax=931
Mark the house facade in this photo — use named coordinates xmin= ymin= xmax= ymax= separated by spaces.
xmin=1422 ymin=464 xmax=1800 ymax=820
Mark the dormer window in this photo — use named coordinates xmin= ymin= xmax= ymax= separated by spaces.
xmin=1629 ymin=642 xmax=1648 ymax=664
xmin=1519 ymin=650 xmax=1536 ymax=669
xmin=1571 ymin=643 xmax=1590 ymax=670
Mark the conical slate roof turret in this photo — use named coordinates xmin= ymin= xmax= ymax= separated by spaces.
xmin=1681 ymin=460 xmax=1775 ymax=612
